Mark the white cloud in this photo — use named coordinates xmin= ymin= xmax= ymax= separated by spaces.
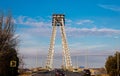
xmin=114 ymin=36 xmax=119 ymax=39
xmin=14 ymin=15 xmax=120 ymax=38
xmin=14 ymin=15 xmax=51 ymax=27
xmin=14 ymin=16 xmax=52 ymax=37
xmin=98 ymin=4 xmax=120 ymax=12
xmin=66 ymin=27 xmax=120 ymax=37
xmin=19 ymin=47 xmax=47 ymax=56
xmin=76 ymin=20 xmax=94 ymax=25
xmin=65 ymin=19 xmax=72 ymax=23
xmin=14 ymin=16 xmax=120 ymax=38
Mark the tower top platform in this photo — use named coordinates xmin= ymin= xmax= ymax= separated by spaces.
xmin=52 ymin=14 xmax=65 ymax=17
xmin=52 ymin=14 xmax=65 ymax=26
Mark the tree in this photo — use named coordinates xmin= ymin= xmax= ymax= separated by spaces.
xmin=0 ymin=11 xmax=19 ymax=76
xmin=105 ymin=52 xmax=120 ymax=76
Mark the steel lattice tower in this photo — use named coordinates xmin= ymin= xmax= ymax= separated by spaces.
xmin=46 ymin=14 xmax=72 ymax=70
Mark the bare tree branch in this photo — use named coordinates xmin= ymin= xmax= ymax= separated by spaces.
xmin=0 ymin=11 xmax=19 ymax=76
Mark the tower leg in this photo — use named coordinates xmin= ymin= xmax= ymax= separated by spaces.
xmin=46 ymin=25 xmax=57 ymax=69
xmin=60 ymin=24 xmax=72 ymax=70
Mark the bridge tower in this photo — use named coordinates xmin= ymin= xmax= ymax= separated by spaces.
xmin=46 ymin=14 xmax=72 ymax=70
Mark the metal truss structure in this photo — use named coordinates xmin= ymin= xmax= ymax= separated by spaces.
xmin=46 ymin=14 xmax=72 ymax=70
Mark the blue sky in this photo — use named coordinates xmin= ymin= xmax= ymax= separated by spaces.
xmin=1 ymin=0 xmax=120 ymax=68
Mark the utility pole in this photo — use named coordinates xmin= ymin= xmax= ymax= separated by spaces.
xmin=85 ymin=50 xmax=88 ymax=69
xmin=36 ymin=51 xmax=38 ymax=68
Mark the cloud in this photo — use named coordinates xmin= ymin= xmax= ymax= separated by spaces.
xmin=14 ymin=15 xmax=51 ymax=27
xmin=114 ymin=36 xmax=119 ymax=39
xmin=14 ymin=16 xmax=52 ymax=37
xmin=19 ymin=47 xmax=47 ymax=57
xmin=14 ymin=16 xmax=120 ymax=38
xmin=98 ymin=4 xmax=120 ymax=12
xmin=65 ymin=19 xmax=72 ymax=23
xmin=66 ymin=27 xmax=120 ymax=37
xmin=76 ymin=20 xmax=94 ymax=25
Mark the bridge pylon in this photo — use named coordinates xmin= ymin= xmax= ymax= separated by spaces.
xmin=46 ymin=14 xmax=72 ymax=70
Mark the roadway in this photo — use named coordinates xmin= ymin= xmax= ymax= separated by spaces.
xmin=32 ymin=71 xmax=83 ymax=76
